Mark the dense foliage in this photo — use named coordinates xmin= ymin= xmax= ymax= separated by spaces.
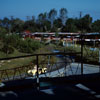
xmin=0 ymin=8 xmax=100 ymax=33
xmin=0 ymin=34 xmax=43 ymax=54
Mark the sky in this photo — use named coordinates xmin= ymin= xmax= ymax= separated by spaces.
xmin=0 ymin=0 xmax=100 ymax=21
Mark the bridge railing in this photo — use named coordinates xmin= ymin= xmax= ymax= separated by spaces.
xmin=0 ymin=52 xmax=81 ymax=82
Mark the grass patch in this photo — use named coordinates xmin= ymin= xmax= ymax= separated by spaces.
xmin=0 ymin=49 xmax=34 ymax=70
xmin=0 ymin=57 xmax=34 ymax=70
xmin=0 ymin=44 xmax=57 ymax=70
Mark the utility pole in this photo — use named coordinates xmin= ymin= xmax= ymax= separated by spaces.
xmin=80 ymin=11 xmax=82 ymax=19
xmin=32 ymin=16 xmax=35 ymax=20
xmin=10 ymin=16 xmax=14 ymax=20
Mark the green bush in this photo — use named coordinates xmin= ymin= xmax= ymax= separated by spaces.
xmin=1 ymin=45 xmax=14 ymax=54
xmin=18 ymin=38 xmax=43 ymax=53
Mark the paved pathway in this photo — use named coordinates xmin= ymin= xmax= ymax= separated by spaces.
xmin=7 ymin=62 xmax=100 ymax=80
xmin=30 ymin=63 xmax=100 ymax=78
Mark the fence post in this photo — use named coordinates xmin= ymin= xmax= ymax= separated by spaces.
xmin=81 ymin=34 xmax=83 ymax=75
xmin=36 ymin=55 xmax=39 ymax=90
xmin=64 ymin=50 xmax=67 ymax=76
xmin=99 ymin=45 xmax=100 ymax=73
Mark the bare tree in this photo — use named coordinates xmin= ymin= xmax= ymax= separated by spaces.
xmin=60 ymin=8 xmax=68 ymax=26
xmin=49 ymin=9 xmax=57 ymax=28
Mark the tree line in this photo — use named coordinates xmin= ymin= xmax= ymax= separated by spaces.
xmin=0 ymin=8 xmax=100 ymax=34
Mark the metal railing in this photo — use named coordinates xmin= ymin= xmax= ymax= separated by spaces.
xmin=0 ymin=52 xmax=81 ymax=81
xmin=0 ymin=34 xmax=100 ymax=90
